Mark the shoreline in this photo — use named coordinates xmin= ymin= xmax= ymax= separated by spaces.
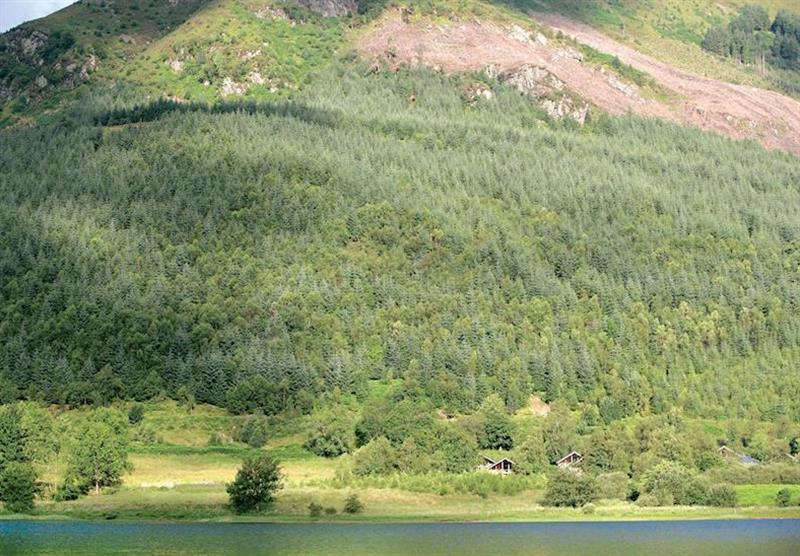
xmin=4 ymin=507 xmax=800 ymax=525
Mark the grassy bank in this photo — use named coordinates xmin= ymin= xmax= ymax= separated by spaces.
xmin=9 ymin=483 xmax=800 ymax=523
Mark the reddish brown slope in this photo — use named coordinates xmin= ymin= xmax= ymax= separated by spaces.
xmin=535 ymin=13 xmax=800 ymax=156
xmin=358 ymin=12 xmax=800 ymax=155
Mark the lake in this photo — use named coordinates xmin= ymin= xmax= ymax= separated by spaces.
xmin=1 ymin=519 xmax=798 ymax=555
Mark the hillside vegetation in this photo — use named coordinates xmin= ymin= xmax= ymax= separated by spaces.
xmin=2 ymin=64 xmax=799 ymax=423
xmin=2 ymin=0 xmax=800 ymax=521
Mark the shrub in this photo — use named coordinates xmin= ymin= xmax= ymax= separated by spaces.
xmin=236 ymin=416 xmax=270 ymax=448
xmin=227 ymin=453 xmax=282 ymax=513
xmin=596 ymin=472 xmax=630 ymax=500
xmin=581 ymin=502 xmax=596 ymax=515
xmin=128 ymin=404 xmax=145 ymax=425
xmin=352 ymin=437 xmax=397 ymax=476
xmin=53 ymin=476 xmax=89 ymax=502
xmin=543 ymin=470 xmax=599 ymax=508
xmin=0 ymin=463 xmax=37 ymax=514
xmin=635 ymin=493 xmax=660 ymax=507
xmin=304 ymin=407 xmax=356 ymax=458
xmin=776 ymin=488 xmax=792 ymax=507
xmin=343 ymin=494 xmax=363 ymax=514
xmin=324 ymin=506 xmax=337 ymax=515
xmin=706 ymin=483 xmax=737 ymax=507
xmin=642 ymin=461 xmax=707 ymax=505
xmin=308 ymin=501 xmax=323 ymax=518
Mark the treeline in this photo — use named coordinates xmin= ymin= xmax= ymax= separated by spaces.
xmin=1 ymin=63 xmax=799 ymax=423
xmin=0 ymin=403 xmax=132 ymax=513
xmin=702 ymin=5 xmax=800 ymax=72
xmin=313 ymin=384 xmax=799 ymax=504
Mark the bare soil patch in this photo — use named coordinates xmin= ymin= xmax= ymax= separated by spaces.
xmin=358 ymin=12 xmax=800 ymax=155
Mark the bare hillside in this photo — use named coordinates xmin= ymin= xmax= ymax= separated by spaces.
xmin=358 ymin=12 xmax=800 ymax=155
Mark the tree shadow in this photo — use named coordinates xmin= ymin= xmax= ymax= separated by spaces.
xmin=95 ymin=98 xmax=342 ymax=130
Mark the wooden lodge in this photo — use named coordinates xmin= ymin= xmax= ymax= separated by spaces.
xmin=718 ymin=445 xmax=760 ymax=466
xmin=482 ymin=455 xmax=515 ymax=474
xmin=555 ymin=450 xmax=583 ymax=469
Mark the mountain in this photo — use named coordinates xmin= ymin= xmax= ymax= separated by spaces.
xmin=0 ymin=1 xmax=799 ymax=425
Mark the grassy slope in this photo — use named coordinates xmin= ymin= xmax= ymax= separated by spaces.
xmin=5 ymin=0 xmax=796 ymax=126
xmin=0 ymin=0 xmax=345 ymax=124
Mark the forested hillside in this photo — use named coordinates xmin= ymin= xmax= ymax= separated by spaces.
xmin=1 ymin=63 xmax=799 ymax=423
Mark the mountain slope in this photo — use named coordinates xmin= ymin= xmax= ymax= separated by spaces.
xmin=0 ymin=1 xmax=799 ymax=424
xmin=1 ymin=64 xmax=799 ymax=421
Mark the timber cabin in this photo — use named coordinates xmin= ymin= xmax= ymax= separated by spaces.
xmin=483 ymin=455 xmax=515 ymax=474
xmin=555 ymin=451 xmax=584 ymax=469
xmin=718 ymin=445 xmax=761 ymax=466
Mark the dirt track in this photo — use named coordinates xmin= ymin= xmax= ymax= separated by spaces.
xmin=358 ymin=12 xmax=800 ymax=155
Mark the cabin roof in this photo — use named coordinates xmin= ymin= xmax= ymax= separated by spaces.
xmin=555 ymin=450 xmax=582 ymax=464
xmin=482 ymin=455 xmax=515 ymax=465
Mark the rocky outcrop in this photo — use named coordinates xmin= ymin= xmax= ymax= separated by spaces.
xmin=221 ymin=77 xmax=247 ymax=96
xmin=4 ymin=29 xmax=49 ymax=59
xmin=298 ymin=0 xmax=357 ymax=17
xmin=500 ymin=64 xmax=589 ymax=124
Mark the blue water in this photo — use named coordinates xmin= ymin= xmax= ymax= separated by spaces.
xmin=0 ymin=519 xmax=798 ymax=555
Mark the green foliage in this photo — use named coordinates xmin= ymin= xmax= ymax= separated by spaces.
xmin=513 ymin=430 xmax=549 ymax=475
xmin=356 ymin=398 xmax=434 ymax=447
xmin=642 ymin=461 xmax=710 ymax=506
xmin=596 ymin=471 xmax=630 ymax=500
xmin=343 ymin=493 xmax=364 ymax=514
xmin=706 ymin=483 xmax=737 ymax=507
xmin=235 ymin=415 xmax=270 ymax=448
xmin=0 ymin=405 xmax=30 ymax=473
xmin=543 ymin=469 xmax=599 ymax=508
xmin=227 ymin=452 xmax=282 ymax=513
xmin=543 ymin=405 xmax=576 ymax=464
xmin=304 ymin=406 xmax=356 ymax=457
xmin=334 ymin=468 xmax=546 ymax=496
xmin=352 ymin=436 xmax=397 ymax=476
xmin=308 ymin=501 xmax=323 ymax=517
xmin=479 ymin=394 xmax=514 ymax=450
xmin=0 ymin=462 xmax=37 ymax=514
xmin=0 ymin=60 xmax=799 ymax=426
xmin=128 ymin=404 xmax=145 ymax=425
xmin=65 ymin=407 xmax=131 ymax=494
xmin=702 ymin=5 xmax=799 ymax=72
xmin=775 ymin=487 xmax=792 ymax=507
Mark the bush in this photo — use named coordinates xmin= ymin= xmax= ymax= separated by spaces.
xmin=0 ymin=463 xmax=38 ymax=514
xmin=343 ymin=494 xmax=363 ymax=514
xmin=53 ymin=476 xmax=89 ymax=502
xmin=642 ymin=461 xmax=707 ymax=505
xmin=706 ymin=483 xmax=737 ymax=507
xmin=308 ymin=502 xmax=323 ymax=518
xmin=128 ymin=404 xmax=145 ymax=425
xmin=352 ymin=437 xmax=397 ymax=476
xmin=596 ymin=472 xmax=630 ymax=500
xmin=543 ymin=470 xmax=599 ymax=508
xmin=324 ymin=506 xmax=337 ymax=515
xmin=227 ymin=453 xmax=282 ymax=513
xmin=776 ymin=488 xmax=792 ymax=507
xmin=236 ymin=416 xmax=270 ymax=449
xmin=635 ymin=493 xmax=660 ymax=507
xmin=581 ymin=502 xmax=596 ymax=515
xmin=304 ymin=407 xmax=356 ymax=458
